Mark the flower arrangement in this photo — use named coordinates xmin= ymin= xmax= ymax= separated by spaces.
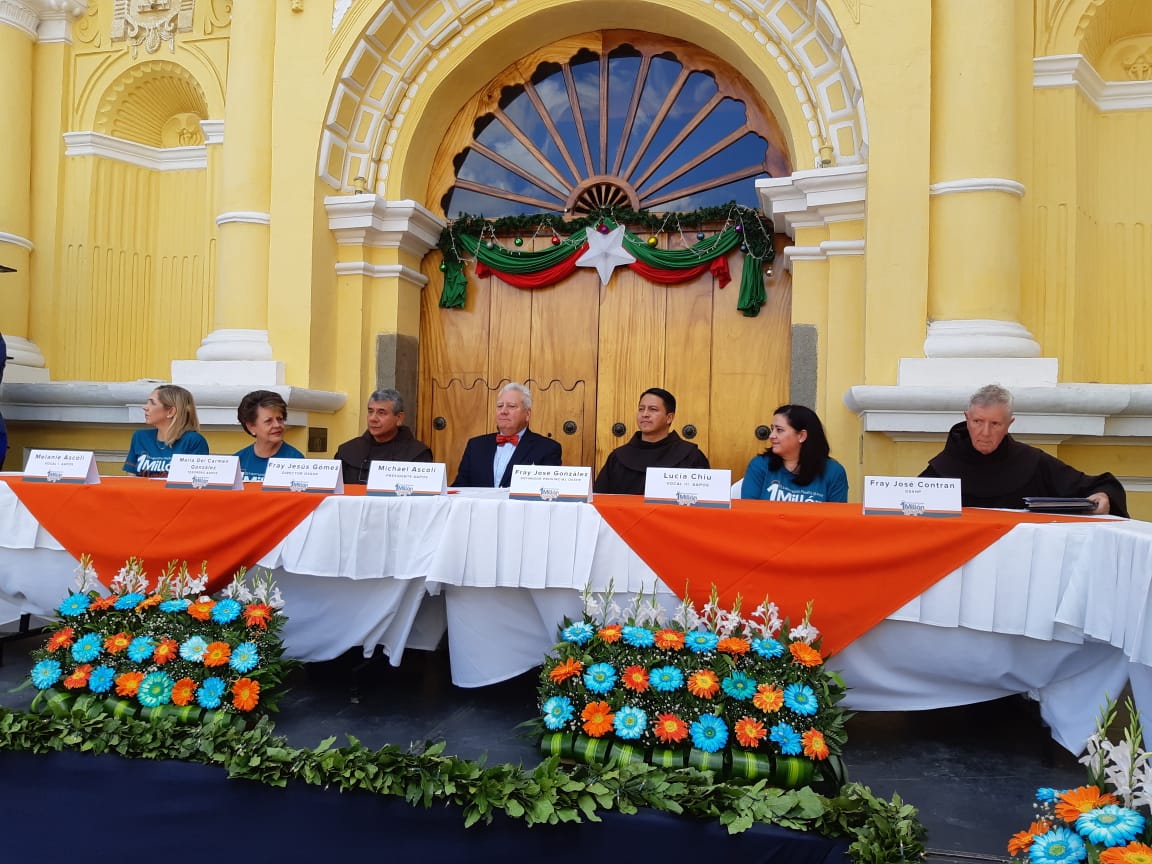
xmin=26 ymin=554 xmax=292 ymax=723
xmin=536 ymin=587 xmax=849 ymax=791
xmin=1008 ymin=698 xmax=1152 ymax=863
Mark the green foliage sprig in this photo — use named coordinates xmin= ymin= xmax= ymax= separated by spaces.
xmin=0 ymin=703 xmax=925 ymax=862
xmin=439 ymin=202 xmax=775 ymax=265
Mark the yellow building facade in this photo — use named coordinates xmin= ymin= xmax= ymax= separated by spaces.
xmin=1 ymin=0 xmax=1150 ymax=516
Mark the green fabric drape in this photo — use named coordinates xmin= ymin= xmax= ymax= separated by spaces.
xmin=438 ymin=221 xmax=767 ymax=315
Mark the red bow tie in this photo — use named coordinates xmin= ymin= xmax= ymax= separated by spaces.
xmin=496 ymin=433 xmax=520 ymax=446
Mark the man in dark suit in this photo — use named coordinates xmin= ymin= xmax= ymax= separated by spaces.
xmin=452 ymin=381 xmax=562 ymax=487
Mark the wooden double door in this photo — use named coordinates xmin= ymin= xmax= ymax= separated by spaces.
xmin=416 ymin=234 xmax=792 ymax=482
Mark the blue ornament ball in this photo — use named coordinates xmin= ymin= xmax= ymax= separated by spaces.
xmin=696 ymin=231 xmax=706 ymax=241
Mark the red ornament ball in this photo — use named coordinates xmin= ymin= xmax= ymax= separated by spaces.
xmin=551 ymin=235 xmax=561 ymax=246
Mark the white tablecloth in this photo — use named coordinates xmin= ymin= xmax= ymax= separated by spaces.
xmin=1 ymin=482 xmax=1148 ymax=752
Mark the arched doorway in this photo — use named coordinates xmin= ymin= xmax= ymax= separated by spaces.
xmin=417 ymin=31 xmax=793 ymax=479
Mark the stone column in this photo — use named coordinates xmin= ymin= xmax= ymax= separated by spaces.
xmin=0 ymin=1 xmax=82 ymax=381
xmin=921 ymin=0 xmax=1050 ymax=383
xmin=175 ymin=2 xmax=279 ymax=385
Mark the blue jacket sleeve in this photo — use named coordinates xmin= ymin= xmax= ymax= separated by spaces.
xmin=741 ymin=455 xmax=767 ymax=500
xmin=826 ymin=460 xmax=849 ymax=503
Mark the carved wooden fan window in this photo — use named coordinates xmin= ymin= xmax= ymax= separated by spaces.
xmin=441 ymin=33 xmax=791 ymax=217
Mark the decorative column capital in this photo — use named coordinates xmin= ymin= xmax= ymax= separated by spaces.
xmin=756 ymin=165 xmax=868 ymax=237
xmin=325 ymin=195 xmax=445 ymax=257
xmin=0 ymin=0 xmax=87 ymax=41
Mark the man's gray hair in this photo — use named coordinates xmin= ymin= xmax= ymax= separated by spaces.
xmin=499 ymin=381 xmax=532 ymax=410
xmin=968 ymin=384 xmax=1013 ymax=416
xmin=368 ymin=388 xmax=404 ymax=413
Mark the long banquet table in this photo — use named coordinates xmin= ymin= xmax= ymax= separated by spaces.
xmin=2 ymin=476 xmax=1150 ymax=753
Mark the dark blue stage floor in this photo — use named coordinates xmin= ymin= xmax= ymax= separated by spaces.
xmin=0 ymin=628 xmax=1087 ymax=861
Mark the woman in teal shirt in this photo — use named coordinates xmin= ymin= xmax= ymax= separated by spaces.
xmin=741 ymin=404 xmax=848 ymax=502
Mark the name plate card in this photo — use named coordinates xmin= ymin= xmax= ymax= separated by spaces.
xmin=643 ymin=467 xmax=732 ymax=508
xmin=862 ymin=475 xmax=961 ymax=517
xmin=23 ymin=449 xmax=100 ymax=485
xmin=509 ymin=465 xmax=592 ymax=503
xmin=366 ymin=461 xmax=447 ymax=497
xmin=262 ymin=458 xmax=344 ymax=494
xmin=166 ymin=454 xmax=242 ymax=490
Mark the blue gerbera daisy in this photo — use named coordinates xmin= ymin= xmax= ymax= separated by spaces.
xmin=197 ymin=676 xmax=227 ymax=709
xmin=561 ymin=621 xmax=595 ymax=645
xmin=229 ymin=642 xmax=260 ymax=674
xmin=127 ymin=636 xmax=157 ymax=663
xmin=159 ymin=598 xmax=191 ymax=614
xmin=30 ymin=659 xmax=62 ymax=689
xmin=70 ymin=632 xmax=103 ymax=663
xmin=690 ymin=714 xmax=728 ymax=753
xmin=88 ymin=665 xmax=116 ymax=694
xmin=57 ymin=594 xmax=90 ymax=617
xmin=114 ymin=592 xmax=146 ymax=610
xmin=685 ymin=631 xmax=720 ymax=654
xmin=1028 ymin=827 xmax=1086 ymax=864
xmin=1075 ymin=805 xmax=1145 ymax=848
xmin=783 ymin=683 xmax=819 ymax=716
xmin=1036 ymin=787 xmax=1064 ymax=804
xmin=751 ymin=637 xmax=785 ymax=659
xmin=769 ymin=721 xmax=803 ymax=755
xmin=621 ymin=625 xmax=655 ymax=648
xmin=137 ymin=671 xmax=175 ymax=708
xmin=542 ymin=696 xmax=575 ymax=730
xmin=650 ymin=665 xmax=684 ymax=692
xmin=211 ymin=598 xmax=243 ymax=624
xmin=583 ymin=662 xmax=617 ymax=694
xmin=614 ymin=706 xmax=648 ymax=740
xmin=179 ymin=636 xmax=209 ymax=663
xmin=721 ymin=672 xmax=757 ymax=701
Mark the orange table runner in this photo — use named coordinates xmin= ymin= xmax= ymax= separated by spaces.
xmin=4 ymin=477 xmax=351 ymax=593
xmin=592 ymin=497 xmax=1098 ymax=656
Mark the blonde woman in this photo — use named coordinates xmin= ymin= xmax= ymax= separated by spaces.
xmin=124 ymin=384 xmax=209 ymax=477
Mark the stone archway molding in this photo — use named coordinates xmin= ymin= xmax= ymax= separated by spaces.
xmin=319 ymin=0 xmax=869 ymax=197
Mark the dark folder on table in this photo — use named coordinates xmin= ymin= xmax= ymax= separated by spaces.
xmin=1022 ymin=497 xmax=1096 ymax=513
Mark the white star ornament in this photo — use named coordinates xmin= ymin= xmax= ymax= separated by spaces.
xmin=576 ymin=225 xmax=636 ymax=286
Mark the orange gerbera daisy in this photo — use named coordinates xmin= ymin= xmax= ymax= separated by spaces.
xmin=653 ymin=629 xmax=685 ymax=650
xmin=63 ymin=664 xmax=92 ymax=690
xmin=203 ymin=641 xmax=232 ymax=667
xmin=735 ymin=717 xmax=767 ymax=748
xmin=243 ymin=603 xmax=274 ymax=629
xmin=46 ymin=627 xmax=75 ymax=652
xmin=232 ymin=678 xmax=261 ymax=712
xmin=1007 ymin=822 xmax=1051 ymax=857
xmin=687 ymin=669 xmax=720 ymax=698
xmin=622 ymin=665 xmax=650 ymax=692
xmin=753 ymin=683 xmax=784 ymax=713
xmin=152 ymin=638 xmax=179 ymax=665
xmin=1055 ymin=785 xmax=1119 ymax=822
xmin=89 ymin=595 xmax=117 ymax=611
xmin=597 ymin=624 xmax=622 ymax=643
xmin=1101 ymin=842 xmax=1152 ymax=864
xmin=581 ymin=701 xmax=614 ymax=737
xmin=171 ymin=677 xmax=197 ymax=707
xmin=187 ymin=600 xmax=215 ymax=621
xmin=802 ymin=728 xmax=830 ymax=760
xmin=104 ymin=632 xmax=133 ymax=654
xmin=115 ymin=671 xmax=144 ymax=697
xmin=136 ymin=594 xmax=163 ymax=611
xmin=549 ymin=657 xmax=584 ymax=684
xmin=654 ymin=713 xmax=689 ymax=744
xmin=789 ymin=642 xmax=823 ymax=667
xmin=717 ymin=637 xmax=751 ymax=656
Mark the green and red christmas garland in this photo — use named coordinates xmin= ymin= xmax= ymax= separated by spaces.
xmin=439 ymin=205 xmax=775 ymax=317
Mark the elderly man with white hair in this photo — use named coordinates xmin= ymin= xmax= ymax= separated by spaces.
xmin=920 ymin=384 xmax=1128 ymax=516
xmin=452 ymin=381 xmax=562 ymax=488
